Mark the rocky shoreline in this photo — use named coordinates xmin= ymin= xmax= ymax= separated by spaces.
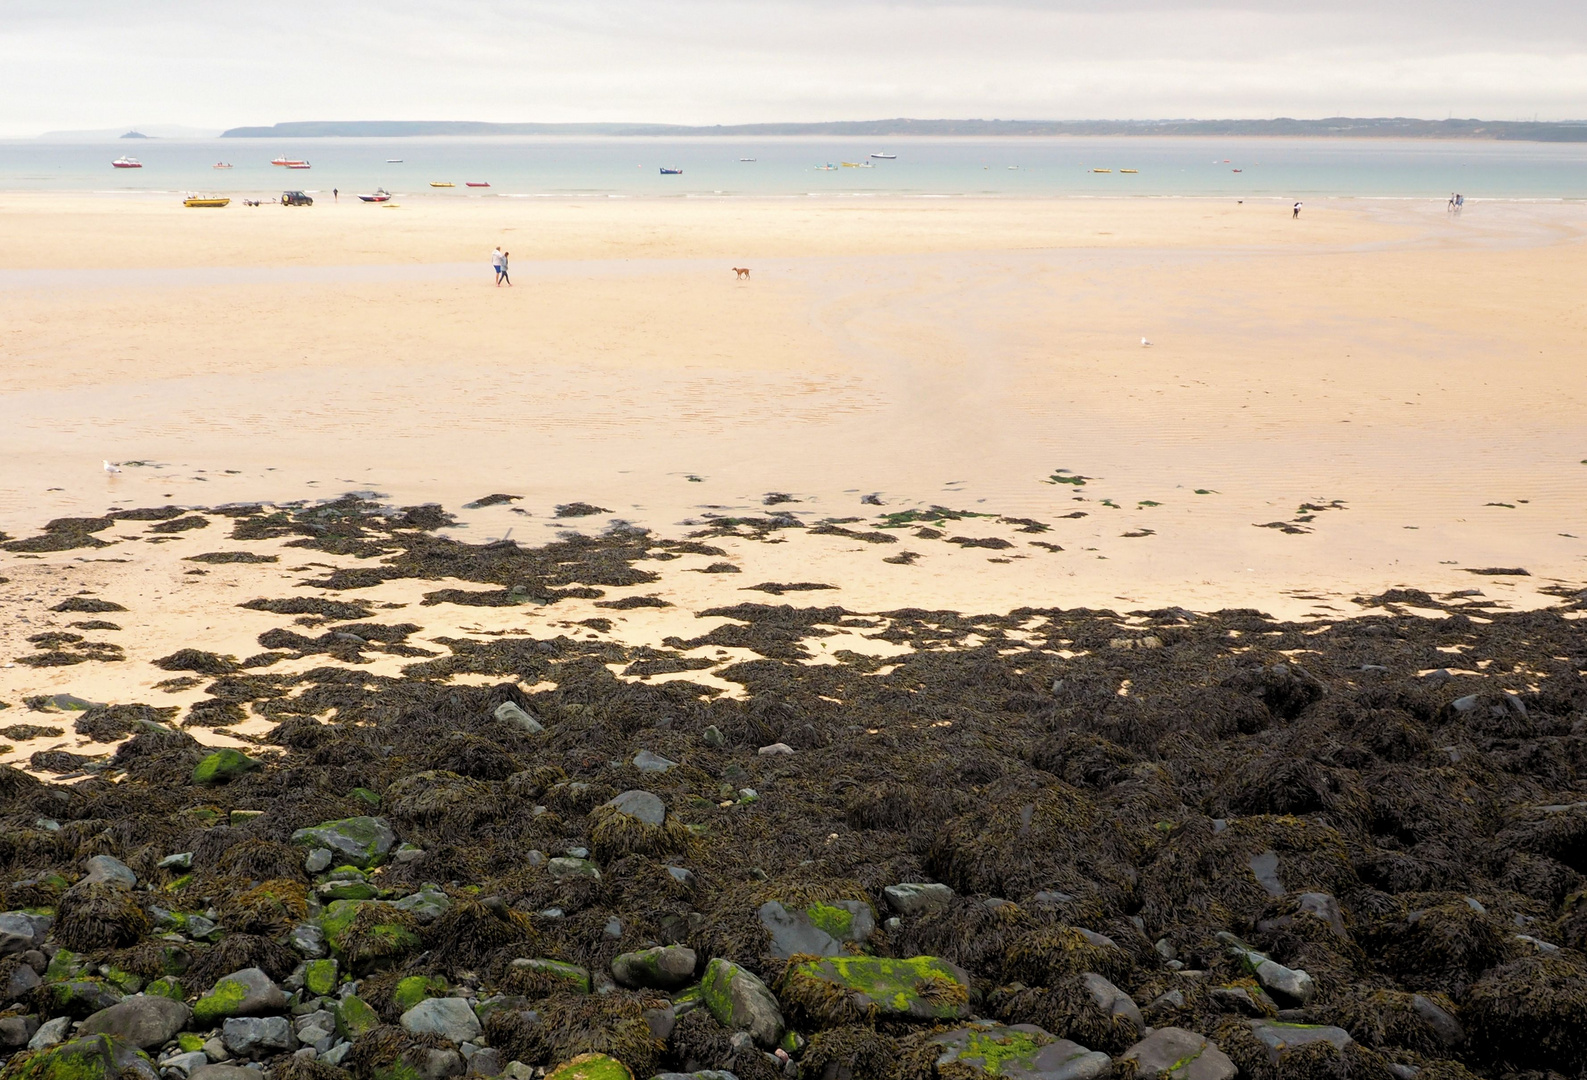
xmin=3 ymin=497 xmax=1587 ymax=1080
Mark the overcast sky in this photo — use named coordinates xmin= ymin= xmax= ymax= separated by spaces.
xmin=3 ymin=0 xmax=1585 ymax=136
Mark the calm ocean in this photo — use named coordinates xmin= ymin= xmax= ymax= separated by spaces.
xmin=3 ymin=135 xmax=1584 ymax=200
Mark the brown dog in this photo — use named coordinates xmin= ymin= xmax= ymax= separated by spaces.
xmin=733 ymin=267 xmax=751 ymax=279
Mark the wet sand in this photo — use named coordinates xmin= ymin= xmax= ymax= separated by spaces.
xmin=2 ymin=193 xmax=1585 ymax=754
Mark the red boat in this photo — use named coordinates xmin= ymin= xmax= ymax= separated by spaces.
xmin=112 ymin=157 xmax=142 ymax=168
xmin=466 ymin=181 xmax=490 ymax=188
xmin=270 ymin=156 xmax=308 ymax=167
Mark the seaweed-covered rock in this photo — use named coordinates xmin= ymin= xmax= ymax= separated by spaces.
xmin=318 ymin=900 xmax=421 ymax=969
xmin=1216 ymin=932 xmax=1316 ymax=1005
xmin=1118 ymin=1028 xmax=1236 ymax=1080
xmin=1244 ymin=1020 xmax=1352 ymax=1065
xmin=778 ymin=955 xmax=970 ymax=1027
xmin=290 ymin=817 xmax=397 ymax=869
xmin=611 ymin=946 xmax=696 ymax=991
xmin=37 ymin=979 xmax=124 ymax=1018
xmin=700 ymin=959 xmax=783 ymax=1049
xmin=1462 ymin=955 xmax=1587 ymax=1072
xmin=2 ymin=1034 xmax=160 ymax=1080
xmin=883 ymin=882 xmax=954 ymax=916
xmin=931 ymin=1021 xmax=1110 ymax=1079
xmin=77 ymin=994 xmax=192 ymax=1049
xmin=54 ymin=883 xmax=150 ymax=951
xmin=508 ymin=959 xmax=592 ymax=995
xmin=546 ymin=1055 xmax=633 ymax=1080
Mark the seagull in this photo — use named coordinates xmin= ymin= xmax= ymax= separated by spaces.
xmin=1141 ymin=337 xmax=1152 ymax=347
xmin=103 ymin=460 xmax=122 ymax=474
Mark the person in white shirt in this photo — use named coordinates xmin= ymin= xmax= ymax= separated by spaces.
xmin=492 ymin=246 xmax=505 ymax=285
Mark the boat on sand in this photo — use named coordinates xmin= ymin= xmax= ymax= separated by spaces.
xmin=183 ymin=196 xmax=230 ymax=208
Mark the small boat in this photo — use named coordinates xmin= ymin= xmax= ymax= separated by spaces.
xmin=840 ymin=161 xmax=861 ymax=167
xmin=430 ymin=181 xmax=455 ymax=187
xmin=466 ymin=181 xmax=490 ymax=188
xmin=870 ymin=152 xmax=896 ymax=160
xmin=857 ymin=162 xmax=874 ymax=168
xmin=270 ymin=156 xmax=307 ymax=167
xmin=386 ymin=159 xmax=403 ymax=163
xmin=213 ymin=162 xmax=233 ymax=169
xmin=1120 ymin=169 xmax=1138 ymax=174
xmin=739 ymin=158 xmax=757 ymax=162
xmin=183 ymin=196 xmax=230 ymax=208
xmin=1008 ymin=165 xmax=1020 ymax=170
xmin=1093 ymin=168 xmax=1112 ymax=173
xmin=659 ymin=168 xmax=683 ymax=175
xmin=815 ymin=163 xmax=838 ymax=171
xmin=1232 ymin=169 xmax=1243 ymax=173
xmin=112 ymin=157 xmax=142 ymax=168
xmin=358 ymin=189 xmax=392 ymax=203
xmin=287 ymin=162 xmax=311 ymax=169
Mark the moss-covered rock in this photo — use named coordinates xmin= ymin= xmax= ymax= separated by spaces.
xmin=393 ymin=974 xmax=448 ymax=1012
xmin=145 ymin=977 xmax=184 ymax=1001
xmin=779 ymin=955 xmax=971 ymax=1027
xmin=0 ymin=1034 xmax=159 ymax=1080
xmin=192 ymin=967 xmax=286 ymax=1024
xmin=38 ymin=979 xmax=124 ymax=1018
xmin=700 ymin=957 xmax=784 ymax=1048
xmin=544 ymin=1053 xmax=634 ymax=1080
xmin=336 ymin=994 xmax=382 ymax=1041
xmin=931 ymin=1021 xmax=1111 ymax=1079
xmin=508 ymin=958 xmax=592 ymax=994
xmin=304 ymin=959 xmax=340 ymax=997
xmin=318 ymin=899 xmax=421 ymax=969
xmin=290 ymin=817 xmax=397 ymax=869
xmin=191 ymin=749 xmax=258 ymax=786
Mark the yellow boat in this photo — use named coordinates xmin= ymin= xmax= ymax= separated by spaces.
xmin=430 ymin=181 xmax=455 ymax=188
xmin=840 ymin=161 xmax=861 ymax=167
xmin=183 ymin=196 xmax=230 ymax=208
xmin=1120 ymin=169 xmax=1138 ymax=174
xmin=1092 ymin=168 xmax=1112 ymax=173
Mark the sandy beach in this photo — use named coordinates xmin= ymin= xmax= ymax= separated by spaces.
xmin=2 ymin=192 xmax=1585 ymax=754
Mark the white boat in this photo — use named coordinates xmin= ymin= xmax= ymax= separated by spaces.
xmin=386 ymin=159 xmax=403 ymax=163
xmin=815 ymin=163 xmax=838 ymax=171
xmin=870 ymin=152 xmax=896 ymax=160
xmin=112 ymin=156 xmax=142 ymax=169
xmin=739 ymin=158 xmax=757 ymax=162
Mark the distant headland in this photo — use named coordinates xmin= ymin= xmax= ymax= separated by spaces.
xmin=220 ymin=117 xmax=1587 ymax=141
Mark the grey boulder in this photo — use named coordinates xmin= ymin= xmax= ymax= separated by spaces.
xmin=1247 ymin=1020 xmax=1352 ymax=1065
xmin=0 ymin=911 xmax=47 ymax=956
xmin=1080 ymin=973 xmax=1144 ymax=1037
xmin=932 ymin=1022 xmax=1110 ymax=1079
xmin=289 ymin=817 xmax=397 ymax=869
xmin=701 ymin=958 xmax=784 ymax=1048
xmin=401 ymin=997 xmax=483 ymax=1044
xmin=79 ymin=994 xmax=193 ymax=1049
xmin=757 ymin=899 xmax=874 ymax=959
xmin=191 ymin=1068 xmax=264 ymax=1080
xmin=611 ymin=945 xmax=697 ymax=990
xmin=29 ymin=1015 xmax=72 ymax=1050
xmin=81 ymin=855 xmax=138 ymax=889
xmin=222 ymin=1017 xmax=296 ymax=1059
xmin=493 ymin=702 xmax=543 ymax=734
xmin=883 ymin=882 xmax=955 ymax=916
xmin=1119 ymin=1028 xmax=1236 ymax=1080
xmin=606 ymin=790 xmax=666 ymax=826
xmin=633 ymin=750 xmax=678 ymax=773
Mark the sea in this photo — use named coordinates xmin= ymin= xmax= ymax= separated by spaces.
xmin=2 ymin=135 xmax=1585 ymax=200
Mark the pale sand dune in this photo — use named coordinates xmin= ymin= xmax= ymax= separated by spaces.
xmin=1 ymin=195 xmax=1585 ymax=745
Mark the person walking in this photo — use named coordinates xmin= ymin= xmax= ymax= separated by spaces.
xmin=1292 ymin=201 xmax=1302 ymax=219
xmin=491 ymin=246 xmax=505 ymax=286
xmin=500 ymin=251 xmax=511 ymax=287
xmin=333 ymin=188 xmax=338 ymax=202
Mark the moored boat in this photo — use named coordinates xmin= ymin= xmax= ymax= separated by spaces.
xmin=270 ymin=156 xmax=308 ymax=167
xmin=430 ymin=181 xmax=455 ymax=187
xmin=112 ymin=157 xmax=142 ymax=168
xmin=870 ymin=152 xmax=896 ymax=159
xmin=466 ymin=181 xmax=490 ymax=187
xmin=659 ymin=168 xmax=683 ymax=175
xmin=213 ymin=162 xmax=233 ymax=169
xmin=358 ymin=189 xmax=392 ymax=203
xmin=287 ymin=161 xmax=311 ymax=169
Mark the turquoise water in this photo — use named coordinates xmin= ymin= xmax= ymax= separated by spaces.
xmin=3 ymin=135 xmax=1585 ymax=199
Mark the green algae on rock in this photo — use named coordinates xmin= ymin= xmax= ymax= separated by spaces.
xmin=931 ymin=1021 xmax=1111 ymax=1079
xmin=191 ymin=748 xmax=259 ymax=786
xmin=544 ymin=1053 xmax=634 ymax=1080
xmin=317 ymin=899 xmax=421 ymax=969
xmin=290 ymin=817 xmax=397 ymax=868
xmin=700 ymin=958 xmax=784 ymax=1048
xmin=1 ymin=1034 xmax=158 ymax=1080
xmin=780 ymin=954 xmax=971 ymax=1026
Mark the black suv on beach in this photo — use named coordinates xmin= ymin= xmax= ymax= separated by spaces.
xmin=281 ymin=191 xmax=313 ymax=206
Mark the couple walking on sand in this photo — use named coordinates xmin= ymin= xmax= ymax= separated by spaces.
xmin=491 ymin=246 xmax=512 ymax=286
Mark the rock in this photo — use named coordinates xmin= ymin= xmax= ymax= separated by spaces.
xmin=501 ymin=1063 xmax=535 ymax=1080
xmin=1 ymin=1015 xmax=38 ymax=1049
xmin=1247 ymin=1020 xmax=1352 ymax=1065
xmin=779 ymin=955 xmax=971 ymax=1023
xmin=1208 ymin=986 xmax=1273 ymax=1017
xmin=192 ymin=749 xmax=258 ymax=786
xmin=303 ymin=959 xmax=339 ymax=997
xmin=323 ymin=1043 xmax=353 ymax=1067
xmin=290 ymin=924 xmax=327 ymax=957
xmin=158 ymin=853 xmax=193 ymax=870
xmin=402 ymin=997 xmax=483 ymax=1043
xmin=318 ymin=899 xmax=422 ymax=963
xmin=28 ymin=1016 xmax=71 ymax=1050
xmin=290 ymin=817 xmax=397 ymax=869
xmin=42 ymin=979 xmax=125 ymax=1017
xmin=163 ymin=1052 xmax=210 ymax=1076
xmin=305 ymin=848 xmax=334 ymax=874
xmin=546 ymin=1055 xmax=633 ymax=1080
xmin=611 ymin=945 xmax=697 ymax=990
xmin=1256 ymin=892 xmax=1349 ymax=942
xmin=701 ymin=958 xmax=785 ymax=1048
xmin=468 ymin=1048 xmax=502 ymax=1076
xmin=1080 ymin=973 xmax=1144 ymax=1035
xmin=1119 ymin=1028 xmax=1236 ymax=1080
xmin=295 ymin=1009 xmax=337 ymax=1034
xmin=667 ymin=866 xmax=696 ymax=888
xmin=81 ymin=855 xmax=137 ymax=889
xmin=1410 ymin=993 xmax=1464 ymax=1048
xmin=652 ymin=1074 xmax=739 ymax=1080
xmin=547 ymin=857 xmax=601 ymax=881
xmin=7 ymin=959 xmax=41 ymax=1001
xmin=191 ymin=1068 xmax=260 ymax=1080
xmin=393 ymin=884 xmax=452 ymax=922
xmin=757 ymin=743 xmax=794 ymax=756
xmin=605 ymin=790 xmax=666 ymax=826
xmin=193 ymin=968 xmax=288 ymax=1024
xmin=1247 ymin=850 xmax=1285 ymax=896
xmin=221 ymin=1017 xmax=295 ymax=1059
xmin=701 ymin=725 xmax=726 ymax=748
xmin=643 ymin=1002 xmax=676 ymax=1043
xmin=931 ymin=1021 xmax=1110 ymax=1079
xmin=13 ymin=1034 xmax=161 ymax=1080
xmin=201 ymin=1037 xmax=228 ymax=1062
xmin=79 ymin=994 xmax=193 ymax=1049
xmin=493 ymin=702 xmax=544 ymax=733
xmin=297 ymin=1026 xmax=335 ymax=1054
xmin=335 ymin=995 xmax=381 ymax=1040
xmin=883 ymin=882 xmax=954 ymax=916
xmin=756 ymin=899 xmax=874 ymax=958
xmin=0 ymin=911 xmax=44 ymax=956
xmin=1216 ymin=932 xmax=1316 ymax=1005
xmin=633 ymin=750 xmax=678 ymax=773
xmin=509 ymin=958 xmax=592 ymax=993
